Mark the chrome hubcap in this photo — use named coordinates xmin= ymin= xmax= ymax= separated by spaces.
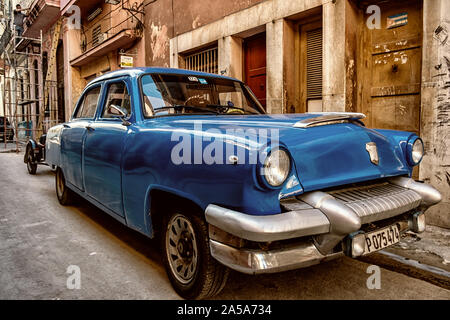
xmin=166 ymin=214 xmax=198 ymax=284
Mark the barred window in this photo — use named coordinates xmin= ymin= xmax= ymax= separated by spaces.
xmin=92 ymin=25 xmax=102 ymax=47
xmin=306 ymin=27 xmax=322 ymax=101
xmin=184 ymin=47 xmax=218 ymax=74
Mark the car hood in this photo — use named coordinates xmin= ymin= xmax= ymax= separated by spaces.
xmin=149 ymin=114 xmax=412 ymax=192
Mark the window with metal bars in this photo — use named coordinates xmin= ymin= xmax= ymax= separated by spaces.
xmin=92 ymin=25 xmax=102 ymax=47
xmin=184 ymin=47 xmax=218 ymax=74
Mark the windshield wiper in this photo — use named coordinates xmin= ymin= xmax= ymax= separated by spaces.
xmin=153 ymin=105 xmax=219 ymax=115
xmin=206 ymin=104 xmax=259 ymax=115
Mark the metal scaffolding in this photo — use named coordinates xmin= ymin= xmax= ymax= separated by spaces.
xmin=0 ymin=0 xmax=60 ymax=151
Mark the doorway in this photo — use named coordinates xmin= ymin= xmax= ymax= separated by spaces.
xmin=244 ymin=33 xmax=266 ymax=109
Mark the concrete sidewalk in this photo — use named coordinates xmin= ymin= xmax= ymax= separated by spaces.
xmin=360 ymin=225 xmax=450 ymax=290
xmin=0 ymin=151 xmax=448 ymax=298
xmin=390 ymin=225 xmax=450 ymax=269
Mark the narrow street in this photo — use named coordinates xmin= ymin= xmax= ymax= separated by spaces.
xmin=0 ymin=151 xmax=448 ymax=300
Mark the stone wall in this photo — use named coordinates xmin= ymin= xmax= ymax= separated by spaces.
xmin=420 ymin=0 xmax=450 ymax=228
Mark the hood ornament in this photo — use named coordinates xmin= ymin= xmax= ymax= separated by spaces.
xmin=366 ymin=142 xmax=379 ymax=165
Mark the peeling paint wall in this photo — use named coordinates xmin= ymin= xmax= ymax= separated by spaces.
xmin=149 ymin=22 xmax=169 ymax=64
xmin=420 ymin=0 xmax=450 ymax=228
xmin=143 ymin=0 xmax=264 ymax=66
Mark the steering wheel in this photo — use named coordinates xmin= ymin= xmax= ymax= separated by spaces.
xmin=184 ymin=96 xmax=210 ymax=112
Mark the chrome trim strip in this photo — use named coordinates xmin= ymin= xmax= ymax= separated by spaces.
xmin=210 ymin=239 xmax=342 ymax=274
xmin=205 ymin=204 xmax=330 ymax=242
xmin=293 ymin=112 xmax=366 ymax=128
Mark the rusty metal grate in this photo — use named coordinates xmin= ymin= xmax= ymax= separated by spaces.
xmin=92 ymin=25 xmax=102 ymax=47
xmin=306 ymin=27 xmax=322 ymax=100
xmin=184 ymin=47 xmax=218 ymax=74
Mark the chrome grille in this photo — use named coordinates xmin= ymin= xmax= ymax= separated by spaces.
xmin=328 ymin=183 xmax=422 ymax=224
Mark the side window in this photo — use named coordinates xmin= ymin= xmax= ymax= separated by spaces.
xmin=75 ymin=86 xmax=101 ymax=119
xmin=102 ymin=82 xmax=131 ymax=118
xmin=141 ymin=75 xmax=166 ymax=117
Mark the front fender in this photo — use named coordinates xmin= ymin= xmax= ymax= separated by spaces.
xmin=144 ymin=185 xmax=205 ymax=237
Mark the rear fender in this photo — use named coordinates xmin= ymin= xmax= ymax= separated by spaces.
xmin=45 ymin=125 xmax=64 ymax=167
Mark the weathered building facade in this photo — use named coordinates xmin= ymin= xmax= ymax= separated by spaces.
xmin=141 ymin=0 xmax=449 ymax=227
xmin=60 ymin=0 xmax=146 ymax=124
xmin=1 ymin=0 xmax=448 ymax=226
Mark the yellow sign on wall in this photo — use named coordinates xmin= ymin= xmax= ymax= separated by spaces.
xmin=120 ymin=55 xmax=134 ymax=68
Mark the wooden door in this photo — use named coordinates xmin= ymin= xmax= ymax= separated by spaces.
xmin=359 ymin=0 xmax=423 ymax=135
xmin=244 ymin=33 xmax=266 ymax=109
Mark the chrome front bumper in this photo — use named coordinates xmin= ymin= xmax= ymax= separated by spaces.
xmin=209 ymin=239 xmax=343 ymax=274
xmin=205 ymin=177 xmax=441 ymax=274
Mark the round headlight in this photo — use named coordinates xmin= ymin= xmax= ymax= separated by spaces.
xmin=262 ymin=149 xmax=291 ymax=187
xmin=411 ymin=138 xmax=424 ymax=165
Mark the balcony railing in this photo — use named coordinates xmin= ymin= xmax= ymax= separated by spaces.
xmin=69 ymin=0 xmax=143 ymax=67
xmin=23 ymin=0 xmax=61 ymax=38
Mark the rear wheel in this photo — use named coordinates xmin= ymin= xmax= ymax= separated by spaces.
xmin=162 ymin=210 xmax=229 ymax=299
xmin=56 ymin=168 xmax=75 ymax=205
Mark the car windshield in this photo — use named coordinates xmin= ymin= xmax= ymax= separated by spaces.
xmin=140 ymin=73 xmax=265 ymax=117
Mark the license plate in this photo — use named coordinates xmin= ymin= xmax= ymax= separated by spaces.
xmin=364 ymin=224 xmax=400 ymax=254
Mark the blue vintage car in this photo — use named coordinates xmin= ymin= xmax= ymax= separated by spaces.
xmin=43 ymin=67 xmax=441 ymax=299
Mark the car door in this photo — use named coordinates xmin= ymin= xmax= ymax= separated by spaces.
xmin=61 ymin=84 xmax=102 ymax=191
xmin=83 ymin=78 xmax=133 ymax=217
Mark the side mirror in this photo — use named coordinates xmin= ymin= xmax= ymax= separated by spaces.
xmin=107 ymin=105 xmax=131 ymax=126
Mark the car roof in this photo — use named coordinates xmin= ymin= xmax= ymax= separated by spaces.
xmin=87 ymin=67 xmax=239 ymax=86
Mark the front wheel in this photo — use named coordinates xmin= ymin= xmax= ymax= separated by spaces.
xmin=162 ymin=211 xmax=229 ymax=299
xmin=26 ymin=151 xmax=37 ymax=175
xmin=25 ymin=145 xmax=37 ymax=174
xmin=55 ymin=168 xmax=75 ymax=205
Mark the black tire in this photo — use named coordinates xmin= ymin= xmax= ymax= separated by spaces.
xmin=26 ymin=151 xmax=37 ymax=175
xmin=55 ymin=168 xmax=75 ymax=205
xmin=162 ymin=210 xmax=229 ymax=299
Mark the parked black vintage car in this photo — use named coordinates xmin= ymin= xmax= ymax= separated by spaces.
xmin=0 ymin=116 xmax=14 ymax=142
